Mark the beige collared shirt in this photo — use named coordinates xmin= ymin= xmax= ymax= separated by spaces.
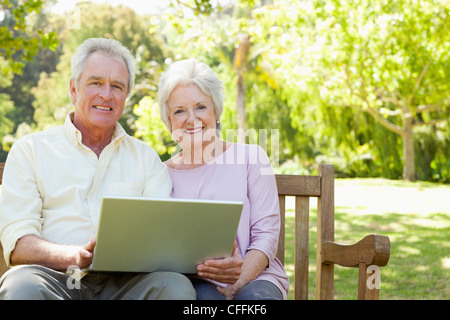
xmin=0 ymin=112 xmax=172 ymax=266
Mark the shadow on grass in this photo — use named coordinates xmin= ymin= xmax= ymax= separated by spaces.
xmin=283 ymin=207 xmax=450 ymax=300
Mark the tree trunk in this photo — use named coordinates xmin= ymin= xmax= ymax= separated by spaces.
xmin=359 ymin=100 xmax=418 ymax=181
xmin=236 ymin=73 xmax=246 ymax=133
xmin=234 ymin=33 xmax=250 ymax=138
xmin=402 ymin=116 xmax=416 ymax=181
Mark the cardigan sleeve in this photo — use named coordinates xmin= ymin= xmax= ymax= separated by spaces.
xmin=245 ymin=145 xmax=280 ymax=263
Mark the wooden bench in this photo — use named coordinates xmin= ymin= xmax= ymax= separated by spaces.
xmin=0 ymin=162 xmax=390 ymax=299
xmin=276 ymin=164 xmax=390 ymax=299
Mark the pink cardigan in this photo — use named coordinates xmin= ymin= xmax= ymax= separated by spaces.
xmin=167 ymin=143 xmax=289 ymax=299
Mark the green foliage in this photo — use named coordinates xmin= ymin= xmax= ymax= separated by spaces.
xmin=1 ymin=1 xmax=170 ymax=159
xmin=0 ymin=58 xmax=14 ymax=143
xmin=249 ymin=0 xmax=449 ymax=181
xmin=0 ymin=0 xmax=58 ymax=75
xmin=414 ymin=125 xmax=450 ymax=183
xmin=284 ymin=178 xmax=450 ymax=299
xmin=30 ymin=2 xmax=168 ymax=133
xmin=129 ymin=0 xmax=449 ymax=182
xmin=1 ymin=0 xmax=448 ymax=182
xmin=133 ymin=96 xmax=176 ymax=161
xmin=0 ymin=0 xmax=59 ymax=160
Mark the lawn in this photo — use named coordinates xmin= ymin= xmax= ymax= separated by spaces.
xmin=283 ymin=178 xmax=450 ymax=300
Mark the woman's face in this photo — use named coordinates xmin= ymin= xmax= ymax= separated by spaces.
xmin=167 ymin=84 xmax=218 ymax=150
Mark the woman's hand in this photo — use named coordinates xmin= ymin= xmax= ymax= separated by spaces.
xmin=220 ymin=249 xmax=270 ymax=300
xmin=197 ymin=242 xmax=243 ymax=284
xmin=217 ymin=279 xmax=245 ymax=300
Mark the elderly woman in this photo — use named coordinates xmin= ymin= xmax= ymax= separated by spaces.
xmin=158 ymin=59 xmax=289 ymax=300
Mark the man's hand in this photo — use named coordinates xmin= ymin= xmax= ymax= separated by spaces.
xmin=74 ymin=237 xmax=96 ymax=269
xmin=10 ymin=234 xmax=96 ymax=271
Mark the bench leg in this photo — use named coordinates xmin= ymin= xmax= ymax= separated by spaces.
xmin=358 ymin=262 xmax=380 ymax=300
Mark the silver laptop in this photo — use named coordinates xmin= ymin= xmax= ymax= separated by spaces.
xmin=91 ymin=196 xmax=243 ymax=274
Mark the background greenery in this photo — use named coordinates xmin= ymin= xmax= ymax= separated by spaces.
xmin=0 ymin=0 xmax=449 ymax=182
xmin=282 ymin=178 xmax=449 ymax=300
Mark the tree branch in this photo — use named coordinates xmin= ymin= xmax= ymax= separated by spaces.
xmin=417 ymin=96 xmax=450 ymax=113
xmin=421 ymin=116 xmax=450 ymax=126
xmin=344 ymin=62 xmax=405 ymax=136
xmin=380 ymin=107 xmax=403 ymax=116
xmin=362 ymin=102 xmax=405 ymax=136
xmin=413 ymin=60 xmax=431 ymax=94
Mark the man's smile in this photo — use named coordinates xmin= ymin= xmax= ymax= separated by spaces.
xmin=93 ymin=105 xmax=113 ymax=111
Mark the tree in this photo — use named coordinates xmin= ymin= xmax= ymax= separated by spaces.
xmin=30 ymin=2 xmax=167 ymax=133
xmin=0 ymin=0 xmax=58 ymax=75
xmin=308 ymin=0 xmax=449 ymax=181
xmin=0 ymin=0 xmax=58 ymax=160
xmin=253 ymin=0 xmax=449 ymax=181
xmin=133 ymin=96 xmax=175 ymax=161
xmin=234 ymin=33 xmax=250 ymax=132
xmin=0 ymin=58 xmax=14 ymax=141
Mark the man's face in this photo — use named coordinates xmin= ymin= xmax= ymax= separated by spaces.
xmin=70 ymin=51 xmax=129 ymax=134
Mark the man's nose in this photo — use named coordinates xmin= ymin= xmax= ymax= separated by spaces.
xmin=99 ymin=85 xmax=113 ymax=100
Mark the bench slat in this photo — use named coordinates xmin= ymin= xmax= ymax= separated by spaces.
xmin=275 ymin=175 xmax=321 ymax=196
xmin=295 ymin=196 xmax=310 ymax=300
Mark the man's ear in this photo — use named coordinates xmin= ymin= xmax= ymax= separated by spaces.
xmin=69 ymin=79 xmax=77 ymax=104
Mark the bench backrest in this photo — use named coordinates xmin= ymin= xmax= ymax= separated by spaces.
xmin=275 ymin=164 xmax=335 ymax=299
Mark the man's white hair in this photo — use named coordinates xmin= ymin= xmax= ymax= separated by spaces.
xmin=70 ymin=38 xmax=136 ymax=97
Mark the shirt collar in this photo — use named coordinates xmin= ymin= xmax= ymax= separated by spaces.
xmin=64 ymin=111 xmax=127 ymax=148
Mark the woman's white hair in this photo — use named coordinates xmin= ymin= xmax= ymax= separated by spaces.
xmin=70 ymin=38 xmax=136 ymax=96
xmin=158 ymin=59 xmax=224 ymax=132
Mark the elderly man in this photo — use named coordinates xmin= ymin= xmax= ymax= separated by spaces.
xmin=0 ymin=38 xmax=196 ymax=300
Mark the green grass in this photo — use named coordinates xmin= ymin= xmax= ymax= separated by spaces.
xmin=283 ymin=178 xmax=450 ymax=300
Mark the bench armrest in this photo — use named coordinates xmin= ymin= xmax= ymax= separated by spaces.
xmin=321 ymin=234 xmax=390 ymax=267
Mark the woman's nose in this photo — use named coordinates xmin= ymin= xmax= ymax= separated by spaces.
xmin=186 ymin=109 xmax=198 ymax=123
